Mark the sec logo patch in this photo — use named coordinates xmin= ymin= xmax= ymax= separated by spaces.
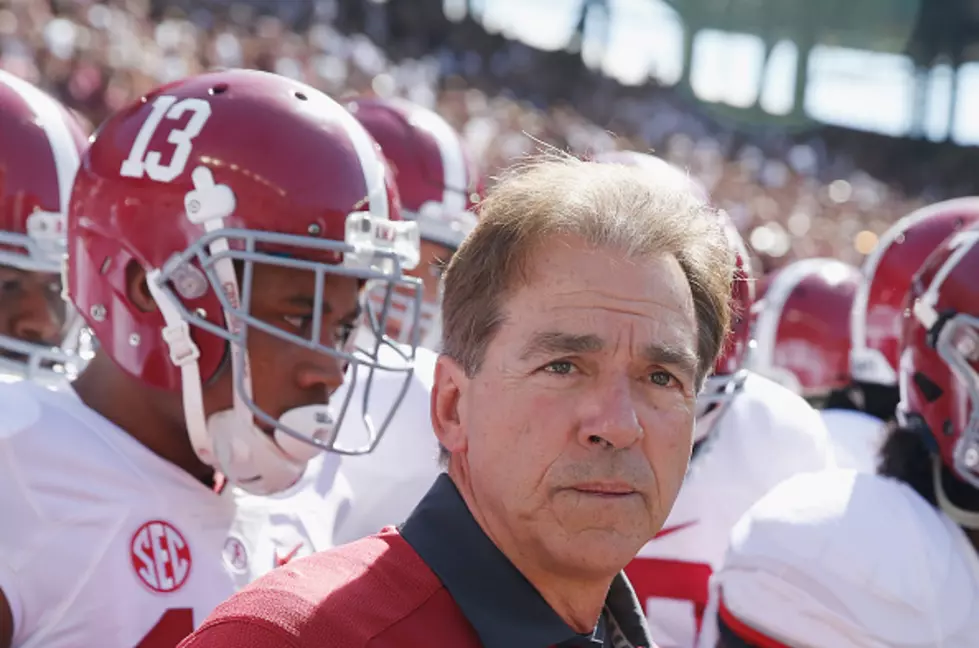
xmin=131 ymin=520 xmax=192 ymax=593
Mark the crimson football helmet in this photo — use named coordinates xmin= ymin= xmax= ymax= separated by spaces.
xmin=68 ymin=70 xmax=423 ymax=494
xmin=347 ymin=96 xmax=484 ymax=350
xmin=0 ymin=70 xmax=91 ymax=384
xmin=898 ymin=221 xmax=979 ymax=524
xmin=592 ymin=150 xmax=754 ymax=441
xmin=851 ymin=198 xmax=979 ymax=388
xmin=748 ymin=258 xmax=860 ymax=401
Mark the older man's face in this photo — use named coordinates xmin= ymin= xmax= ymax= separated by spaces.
xmin=458 ymin=235 xmax=699 ymax=577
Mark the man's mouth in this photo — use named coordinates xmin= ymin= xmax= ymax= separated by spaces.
xmin=569 ymin=482 xmax=639 ymax=498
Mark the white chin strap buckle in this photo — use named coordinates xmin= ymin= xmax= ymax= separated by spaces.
xmin=274 ymin=405 xmax=338 ymax=462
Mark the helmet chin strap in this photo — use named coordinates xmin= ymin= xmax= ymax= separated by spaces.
xmin=141 ymin=166 xmax=323 ymax=495
xmin=146 ymin=266 xmax=309 ymax=495
xmin=933 ymin=455 xmax=979 ymax=530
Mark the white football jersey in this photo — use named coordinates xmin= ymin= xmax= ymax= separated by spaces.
xmin=0 ymin=381 xmax=346 ymax=647
xmin=328 ymin=342 xmax=442 ymax=545
xmin=698 ymin=470 xmax=979 ymax=647
xmin=820 ymin=408 xmax=887 ymax=474
xmin=626 ymin=371 xmax=836 ymax=648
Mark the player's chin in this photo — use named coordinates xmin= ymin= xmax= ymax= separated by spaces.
xmin=252 ymin=411 xmax=280 ymax=438
xmin=257 ymin=422 xmax=276 ymax=437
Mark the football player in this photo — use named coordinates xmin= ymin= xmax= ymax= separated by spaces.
xmin=593 ymin=151 xmax=835 ymax=648
xmin=881 ymin=216 xmax=979 ymax=560
xmin=0 ymin=70 xmax=422 ymax=647
xmin=0 ymin=70 xmax=89 ymax=387
xmin=698 ymin=221 xmax=979 ymax=647
xmin=698 ymin=468 xmax=979 ymax=647
xmin=347 ymin=95 xmax=482 ymax=351
xmin=325 ymin=96 xmax=485 ymax=544
xmin=816 ymin=198 xmax=979 ymax=474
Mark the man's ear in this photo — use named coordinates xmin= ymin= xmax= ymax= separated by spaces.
xmin=125 ymin=259 xmax=157 ymax=313
xmin=431 ymin=355 xmax=469 ymax=456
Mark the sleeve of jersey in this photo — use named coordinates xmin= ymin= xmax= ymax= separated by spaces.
xmin=820 ymin=410 xmax=887 ymax=474
xmin=733 ymin=375 xmax=837 ymax=492
xmin=0 ymin=435 xmax=45 ymax=643
xmin=0 ymin=388 xmax=113 ymax=646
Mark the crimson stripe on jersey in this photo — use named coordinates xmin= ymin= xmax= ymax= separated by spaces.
xmin=717 ymin=599 xmax=792 ymax=648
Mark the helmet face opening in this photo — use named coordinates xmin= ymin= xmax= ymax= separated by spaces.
xmin=0 ymin=70 xmax=90 ymax=384
xmin=899 ymin=223 xmax=979 ymax=511
xmin=935 ymin=315 xmax=979 ymax=487
xmin=0 ymin=233 xmax=91 ymax=383
xmin=366 ymin=235 xmax=455 ymax=351
xmin=154 ymin=215 xmax=423 ymax=458
xmin=902 ymin=312 xmax=979 ymax=489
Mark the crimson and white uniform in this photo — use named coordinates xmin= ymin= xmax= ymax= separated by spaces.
xmin=625 ymin=372 xmax=836 ymax=648
xmin=0 ymin=381 xmax=348 ymax=648
xmin=698 ymin=469 xmax=979 ymax=647
xmin=2 ymin=68 xmax=425 ymax=648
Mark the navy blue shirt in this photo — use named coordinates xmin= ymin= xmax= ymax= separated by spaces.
xmin=400 ymin=474 xmax=654 ymax=648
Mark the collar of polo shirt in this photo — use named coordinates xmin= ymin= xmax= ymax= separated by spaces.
xmin=400 ymin=474 xmax=653 ymax=648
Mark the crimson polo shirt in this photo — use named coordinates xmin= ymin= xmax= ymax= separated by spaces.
xmin=178 ymin=473 xmax=655 ymax=648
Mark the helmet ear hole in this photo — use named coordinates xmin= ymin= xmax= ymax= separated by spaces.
xmin=125 ymin=259 xmax=157 ymax=314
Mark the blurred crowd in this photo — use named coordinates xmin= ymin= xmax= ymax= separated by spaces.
xmin=1 ymin=0 xmax=934 ymax=272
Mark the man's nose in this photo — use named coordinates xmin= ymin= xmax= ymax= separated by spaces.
xmin=295 ymin=353 xmax=347 ymax=392
xmin=578 ymin=376 xmax=644 ymax=450
xmin=10 ymin=291 xmax=61 ymax=346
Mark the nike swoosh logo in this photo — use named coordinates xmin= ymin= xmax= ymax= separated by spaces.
xmin=274 ymin=543 xmax=303 ymax=568
xmin=653 ymin=520 xmax=698 ymax=540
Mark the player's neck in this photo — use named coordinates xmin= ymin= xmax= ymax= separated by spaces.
xmin=73 ymin=353 xmax=215 ymax=485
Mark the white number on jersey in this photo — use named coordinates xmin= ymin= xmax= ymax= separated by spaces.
xmin=120 ymin=95 xmax=212 ymax=182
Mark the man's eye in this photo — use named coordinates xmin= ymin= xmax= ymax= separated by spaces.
xmin=336 ymin=321 xmax=356 ymax=345
xmin=649 ymin=371 xmax=677 ymax=388
xmin=543 ymin=361 xmax=575 ymax=375
xmin=0 ymin=278 xmax=23 ymax=294
xmin=283 ymin=315 xmax=311 ymax=330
